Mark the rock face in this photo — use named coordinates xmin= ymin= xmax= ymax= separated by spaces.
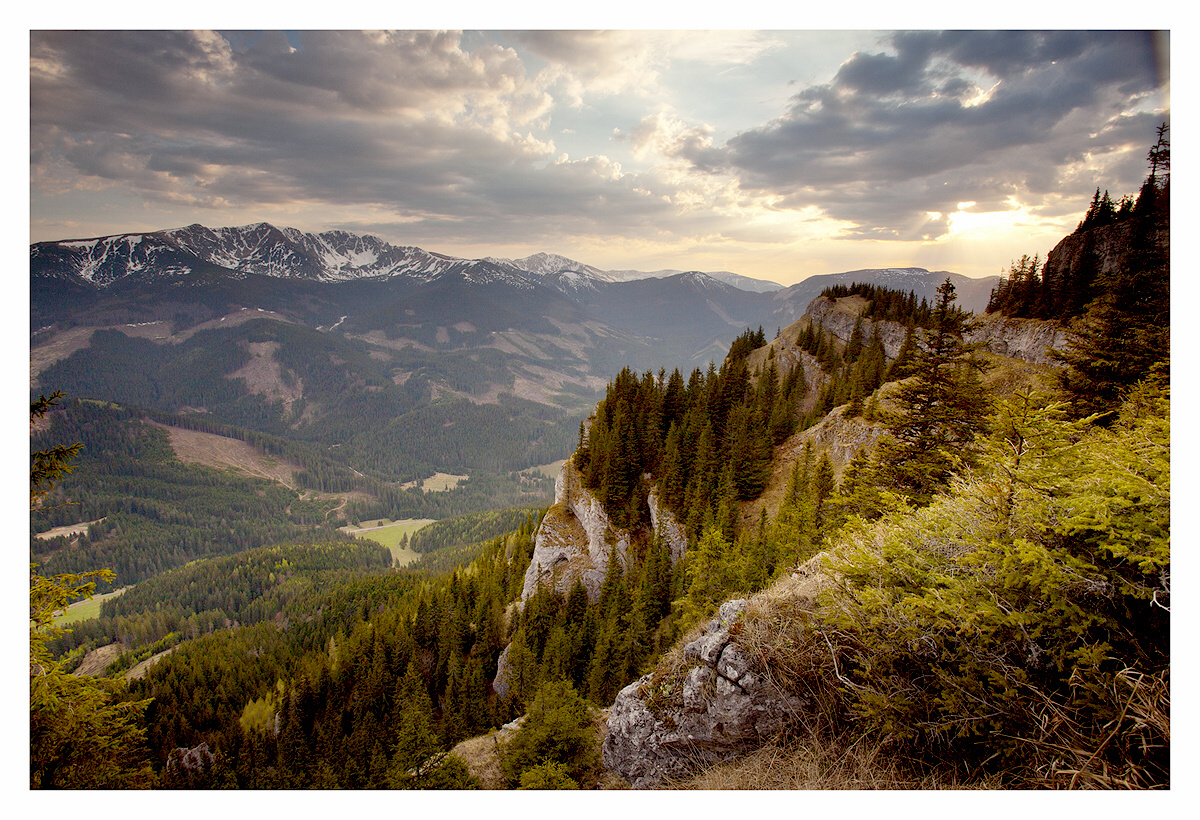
xmin=602 ymin=600 xmax=807 ymax=789
xmin=519 ymin=456 xmax=688 ymax=603
xmin=647 ymin=484 xmax=688 ymax=564
xmin=1042 ymin=220 xmax=1169 ymax=286
xmin=964 ymin=313 xmax=1073 ymax=367
xmin=802 ymin=295 xmax=910 ymax=360
xmin=773 ymin=294 xmax=1072 ymax=372
xmin=519 ymin=457 xmax=631 ymax=603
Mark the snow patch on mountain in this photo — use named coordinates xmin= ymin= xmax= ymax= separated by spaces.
xmin=33 ymin=223 xmax=778 ymax=294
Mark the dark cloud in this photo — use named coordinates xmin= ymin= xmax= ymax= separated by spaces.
xmin=30 ymin=30 xmax=1169 ymax=253
xmin=832 ymin=48 xmax=930 ymax=96
xmin=717 ymin=30 xmax=1166 ymax=238
xmin=31 ymin=31 xmax=598 ymax=240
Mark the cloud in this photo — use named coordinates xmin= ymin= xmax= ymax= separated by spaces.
xmin=511 ymin=30 xmax=786 ymax=106
xmin=714 ymin=31 xmax=1166 ymax=239
xmin=30 ymin=31 xmax=565 ymax=225
xmin=29 ymin=30 xmax=1169 ymax=263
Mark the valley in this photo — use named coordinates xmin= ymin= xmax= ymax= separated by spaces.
xmin=29 ymin=164 xmax=1169 ymax=790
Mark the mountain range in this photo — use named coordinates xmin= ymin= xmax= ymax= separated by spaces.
xmin=31 ymin=221 xmax=996 ymax=342
xmin=30 ymin=222 xmax=999 ymax=486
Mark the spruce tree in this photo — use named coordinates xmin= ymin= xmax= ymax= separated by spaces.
xmin=1057 ymin=126 xmax=1169 ymax=419
xmin=871 ymin=280 xmax=991 ymax=506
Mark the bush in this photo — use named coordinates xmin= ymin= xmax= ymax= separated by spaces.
xmin=500 ymin=679 xmax=599 ymax=787
xmin=815 ymin=383 xmax=1169 ymax=786
xmin=518 ymin=760 xmax=579 ymax=790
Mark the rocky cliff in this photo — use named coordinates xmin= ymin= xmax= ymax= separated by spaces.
xmin=965 ymin=313 xmax=1073 ymax=367
xmin=603 ymin=558 xmax=833 ymax=788
xmin=1042 ymin=219 xmax=1169 ymax=287
xmin=762 ymin=293 xmax=1072 ymax=372
xmin=517 ymin=456 xmax=687 ymax=604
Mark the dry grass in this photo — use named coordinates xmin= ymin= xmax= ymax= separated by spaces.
xmin=450 ymin=730 xmax=511 ymax=789
xmin=666 ymin=734 xmax=1002 ymax=790
xmin=156 ymin=421 xmax=301 ymax=488
xmin=72 ymin=641 xmax=124 ymax=677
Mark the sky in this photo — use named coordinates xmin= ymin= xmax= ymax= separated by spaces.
xmin=28 ymin=26 xmax=1171 ymax=286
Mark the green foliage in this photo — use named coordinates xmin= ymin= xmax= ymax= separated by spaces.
xmin=582 ymin=329 xmax=802 ymax=533
xmin=865 ymin=280 xmax=991 ymax=507
xmin=30 ymin=391 xmax=81 ymax=510
xmin=30 ymin=658 xmax=157 ymax=788
xmin=1054 ymin=234 xmax=1169 ymax=418
xmin=519 ymin=760 xmax=580 ymax=789
xmin=682 ymin=525 xmax=734 ymax=622
xmin=818 ymin=382 xmax=1169 ymax=785
xmin=819 ymin=281 xmax=965 ymax=327
xmin=30 ymin=394 xmax=156 ymax=789
xmin=30 ymin=399 xmax=348 ymax=587
xmin=387 ymin=663 xmax=479 ymax=789
xmin=49 ymin=540 xmax=395 ymax=666
xmin=408 ymin=506 xmax=542 ymax=554
xmin=500 ymin=680 xmax=599 ymax=788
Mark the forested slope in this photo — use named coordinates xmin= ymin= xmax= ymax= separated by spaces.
xmin=29 ymin=130 xmax=1169 ymax=791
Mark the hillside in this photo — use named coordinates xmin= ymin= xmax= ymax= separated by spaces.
xmin=30 ymin=256 xmax=1168 ymax=789
xmin=30 ymin=163 xmax=1165 ymax=790
xmin=31 ymin=224 xmax=999 ymax=523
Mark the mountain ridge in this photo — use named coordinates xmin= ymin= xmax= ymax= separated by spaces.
xmin=33 ymin=223 xmax=1002 ymax=308
xmin=33 ymin=222 xmax=785 ymax=292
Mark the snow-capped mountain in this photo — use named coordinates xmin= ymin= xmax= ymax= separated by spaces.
xmin=31 ymin=223 xmax=521 ymax=288
xmin=32 ymin=223 xmax=784 ymax=295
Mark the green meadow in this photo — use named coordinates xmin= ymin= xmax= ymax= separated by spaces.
xmin=340 ymin=518 xmax=436 ymax=566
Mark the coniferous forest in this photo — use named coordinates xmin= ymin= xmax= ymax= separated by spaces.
xmin=30 ymin=129 xmax=1169 ymax=790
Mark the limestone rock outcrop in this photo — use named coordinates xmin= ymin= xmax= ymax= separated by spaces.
xmin=518 ymin=456 xmax=688 ymax=604
xmin=518 ymin=457 xmax=630 ymax=603
xmin=602 ymin=600 xmax=807 ymax=789
xmin=801 ymin=295 xmax=910 ymax=360
xmin=800 ymin=293 xmax=1072 ymax=368
xmin=964 ymin=313 xmax=1072 ymax=367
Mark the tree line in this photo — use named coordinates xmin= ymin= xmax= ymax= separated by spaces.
xmin=986 ymin=126 xmax=1169 ymax=336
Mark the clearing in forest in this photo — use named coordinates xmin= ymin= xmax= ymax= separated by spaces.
xmin=339 ymin=518 xmax=436 ymax=566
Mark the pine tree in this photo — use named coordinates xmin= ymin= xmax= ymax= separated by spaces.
xmin=682 ymin=521 xmax=735 ymax=624
xmin=871 ymin=280 xmax=991 ymax=506
xmin=388 ymin=663 xmax=474 ymax=789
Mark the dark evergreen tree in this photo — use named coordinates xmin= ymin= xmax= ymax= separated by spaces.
xmin=1056 ymin=124 xmax=1169 ymax=418
xmin=870 ymin=280 xmax=991 ymax=506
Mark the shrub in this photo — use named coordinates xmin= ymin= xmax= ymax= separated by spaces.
xmin=500 ymin=679 xmax=599 ymax=787
xmin=814 ymin=383 xmax=1169 ymax=786
xmin=518 ymin=760 xmax=580 ymax=790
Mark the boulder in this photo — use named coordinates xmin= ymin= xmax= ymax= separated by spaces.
xmin=602 ymin=600 xmax=808 ymax=789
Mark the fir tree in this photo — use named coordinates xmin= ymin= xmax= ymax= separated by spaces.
xmin=871 ymin=280 xmax=991 ymax=506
